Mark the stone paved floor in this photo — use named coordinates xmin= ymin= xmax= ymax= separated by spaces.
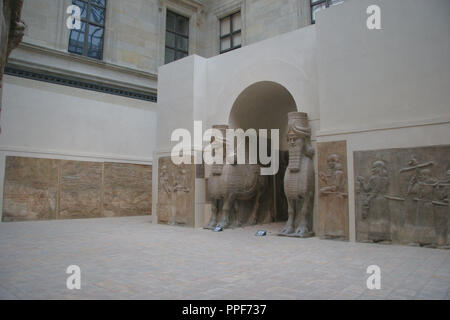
xmin=0 ymin=216 xmax=449 ymax=300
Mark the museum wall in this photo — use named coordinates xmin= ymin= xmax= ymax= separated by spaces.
xmin=315 ymin=0 xmax=450 ymax=243
xmin=0 ymin=75 xmax=157 ymax=220
xmin=316 ymin=0 xmax=450 ymax=134
xmin=154 ymin=25 xmax=321 ymax=229
xmin=155 ymin=0 xmax=449 ymax=245
xmin=204 ymin=25 xmax=319 ymax=131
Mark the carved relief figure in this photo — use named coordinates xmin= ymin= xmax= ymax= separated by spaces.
xmin=357 ymin=160 xmax=391 ymax=242
xmin=280 ymin=112 xmax=315 ymax=237
xmin=158 ymin=160 xmax=192 ymax=226
xmin=400 ymin=156 xmax=449 ymax=246
xmin=318 ymin=150 xmax=348 ymax=239
xmin=435 ymin=169 xmax=450 ymax=205
xmin=355 ymin=146 xmax=449 ymax=247
xmin=404 ymin=166 xmax=437 ymax=244
xmin=319 ymin=154 xmax=346 ymax=197
xmin=434 ymin=169 xmax=450 ymax=246
xmin=205 ymin=125 xmax=268 ymax=229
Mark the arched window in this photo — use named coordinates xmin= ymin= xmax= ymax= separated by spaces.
xmin=68 ymin=0 xmax=106 ymax=60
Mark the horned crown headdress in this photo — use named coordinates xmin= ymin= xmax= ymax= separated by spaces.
xmin=287 ymin=112 xmax=311 ymax=138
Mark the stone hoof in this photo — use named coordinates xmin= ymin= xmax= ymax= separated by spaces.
xmin=203 ymin=219 xmax=217 ymax=230
xmin=280 ymin=225 xmax=294 ymax=235
xmin=294 ymin=228 xmax=314 ymax=238
xmin=218 ymin=221 xmax=229 ymax=229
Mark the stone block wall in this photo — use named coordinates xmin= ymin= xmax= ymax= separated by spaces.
xmin=2 ymin=156 xmax=152 ymax=222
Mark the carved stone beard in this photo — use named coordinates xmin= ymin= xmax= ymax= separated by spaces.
xmin=288 ymin=136 xmax=304 ymax=172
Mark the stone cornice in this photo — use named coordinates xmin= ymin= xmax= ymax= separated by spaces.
xmin=9 ymin=42 xmax=158 ymax=95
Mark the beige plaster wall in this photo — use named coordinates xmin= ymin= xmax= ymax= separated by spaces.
xmin=0 ymin=75 xmax=157 ymax=220
xmin=315 ymin=0 xmax=450 ymax=241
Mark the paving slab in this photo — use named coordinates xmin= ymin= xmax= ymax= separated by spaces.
xmin=0 ymin=216 xmax=448 ymax=300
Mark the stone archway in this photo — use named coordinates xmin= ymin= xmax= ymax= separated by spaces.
xmin=228 ymin=81 xmax=297 ymax=223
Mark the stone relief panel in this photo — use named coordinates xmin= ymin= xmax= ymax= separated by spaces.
xmin=157 ymin=156 xmax=195 ymax=227
xmin=2 ymin=156 xmax=58 ymax=222
xmin=103 ymin=163 xmax=152 ymax=217
xmin=58 ymin=160 xmax=103 ymax=219
xmin=354 ymin=145 xmax=450 ymax=248
xmin=317 ymin=141 xmax=349 ymax=240
xmin=2 ymin=156 xmax=153 ymax=222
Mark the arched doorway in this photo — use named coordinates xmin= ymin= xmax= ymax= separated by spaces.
xmin=228 ymin=81 xmax=297 ymax=222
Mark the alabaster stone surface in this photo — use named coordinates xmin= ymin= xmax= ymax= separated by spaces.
xmin=280 ymin=112 xmax=315 ymax=237
xmin=317 ymin=141 xmax=349 ymax=240
xmin=354 ymin=145 xmax=450 ymax=247
xmin=2 ymin=156 xmax=58 ymax=221
xmin=157 ymin=156 xmax=195 ymax=227
xmin=103 ymin=163 xmax=152 ymax=217
xmin=58 ymin=160 xmax=102 ymax=219
xmin=204 ymin=125 xmax=272 ymax=230
xmin=2 ymin=156 xmax=153 ymax=221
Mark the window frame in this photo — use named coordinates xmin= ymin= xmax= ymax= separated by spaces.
xmin=68 ymin=0 xmax=106 ymax=60
xmin=311 ymin=0 xmax=342 ymax=24
xmin=165 ymin=10 xmax=190 ymax=64
xmin=219 ymin=11 xmax=242 ymax=54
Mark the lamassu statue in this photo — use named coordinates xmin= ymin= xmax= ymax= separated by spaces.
xmin=280 ymin=112 xmax=315 ymax=237
xmin=205 ymin=125 xmax=268 ymax=229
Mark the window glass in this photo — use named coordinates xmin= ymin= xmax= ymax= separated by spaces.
xmin=68 ymin=21 xmax=86 ymax=55
xmin=89 ymin=5 xmax=105 ymax=25
xmin=221 ymin=36 xmax=231 ymax=51
xmin=220 ymin=11 xmax=242 ymax=54
xmin=233 ymin=32 xmax=241 ymax=47
xmin=220 ymin=16 xmax=230 ymax=36
xmin=91 ymin=0 xmax=105 ymax=7
xmin=176 ymin=15 xmax=189 ymax=36
xmin=165 ymin=48 xmax=175 ymax=64
xmin=87 ymin=26 xmax=104 ymax=59
xmin=232 ymin=12 xmax=241 ymax=32
xmin=166 ymin=12 xmax=176 ymax=32
xmin=68 ymin=0 xmax=106 ymax=60
xmin=177 ymin=37 xmax=188 ymax=51
xmin=73 ymin=0 xmax=87 ymax=19
xmin=165 ymin=10 xmax=189 ymax=64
